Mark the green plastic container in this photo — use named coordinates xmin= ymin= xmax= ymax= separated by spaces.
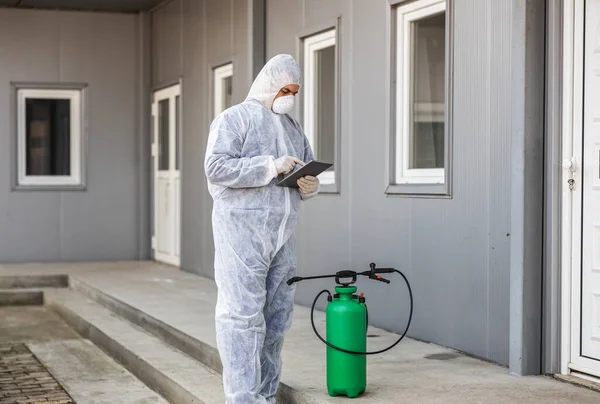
xmin=326 ymin=285 xmax=367 ymax=398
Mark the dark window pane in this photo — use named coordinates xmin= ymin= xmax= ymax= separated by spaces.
xmin=315 ymin=45 xmax=335 ymax=170
xmin=175 ymin=96 xmax=180 ymax=170
xmin=410 ymin=12 xmax=446 ymax=169
xmin=412 ymin=122 xmax=444 ymax=168
xmin=223 ymin=76 xmax=233 ymax=110
xmin=158 ymin=99 xmax=170 ymax=171
xmin=25 ymin=98 xmax=71 ymax=176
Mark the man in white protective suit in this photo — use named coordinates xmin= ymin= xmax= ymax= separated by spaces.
xmin=204 ymin=54 xmax=320 ymax=404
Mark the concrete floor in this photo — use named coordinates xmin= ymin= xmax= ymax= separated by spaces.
xmin=0 ymin=306 xmax=80 ymax=344
xmin=3 ymin=262 xmax=597 ymax=404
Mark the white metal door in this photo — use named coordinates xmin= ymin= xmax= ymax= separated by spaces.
xmin=580 ymin=0 xmax=600 ymax=365
xmin=566 ymin=0 xmax=600 ymax=378
xmin=152 ymin=84 xmax=181 ymax=267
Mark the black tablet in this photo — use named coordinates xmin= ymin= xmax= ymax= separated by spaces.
xmin=276 ymin=160 xmax=333 ymax=188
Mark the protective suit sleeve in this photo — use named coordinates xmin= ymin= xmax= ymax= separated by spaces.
xmin=300 ymin=132 xmax=320 ymax=200
xmin=205 ymin=112 xmax=278 ymax=189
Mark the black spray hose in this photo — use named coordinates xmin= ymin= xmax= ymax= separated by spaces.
xmin=310 ymin=268 xmax=413 ymax=355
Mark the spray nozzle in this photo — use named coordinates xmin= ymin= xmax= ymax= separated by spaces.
xmin=369 ymin=262 xmax=396 ymax=274
xmin=287 ymin=276 xmax=303 ymax=286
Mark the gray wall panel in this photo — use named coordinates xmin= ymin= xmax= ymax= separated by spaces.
xmin=59 ymin=12 xmax=140 ymax=260
xmin=180 ymin=0 xmax=208 ymax=275
xmin=151 ymin=0 xmax=182 ymax=87
xmin=265 ymin=0 xmax=303 ymax=56
xmin=233 ymin=0 xmax=252 ymax=100
xmin=487 ymin=0 xmax=512 ymax=364
xmin=543 ymin=0 xmax=563 ymax=374
xmin=262 ymin=0 xmax=517 ymax=365
xmin=151 ymin=0 xmax=541 ymax=367
xmin=0 ymin=8 xmax=141 ymax=263
xmin=153 ymin=0 xmax=259 ymax=277
xmin=206 ymin=0 xmax=233 ymax=68
xmin=265 ymin=0 xmax=353 ymax=311
xmin=508 ymin=0 xmax=545 ymax=376
xmin=0 ymin=10 xmax=62 ymax=263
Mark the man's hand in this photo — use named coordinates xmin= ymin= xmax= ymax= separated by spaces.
xmin=275 ymin=156 xmax=304 ymax=175
xmin=297 ymin=175 xmax=319 ymax=195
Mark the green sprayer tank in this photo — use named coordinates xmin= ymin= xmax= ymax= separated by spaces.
xmin=326 ymin=285 xmax=366 ymax=398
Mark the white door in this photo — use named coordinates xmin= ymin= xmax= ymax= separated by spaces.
xmin=152 ymin=84 xmax=181 ymax=267
xmin=566 ymin=0 xmax=600 ymax=378
xmin=580 ymin=0 xmax=600 ymax=365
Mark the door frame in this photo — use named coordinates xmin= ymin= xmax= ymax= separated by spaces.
xmin=560 ymin=0 xmax=600 ymax=379
xmin=151 ymin=82 xmax=182 ymax=267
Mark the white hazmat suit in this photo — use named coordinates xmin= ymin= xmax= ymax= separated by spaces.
xmin=204 ymin=54 xmax=318 ymax=404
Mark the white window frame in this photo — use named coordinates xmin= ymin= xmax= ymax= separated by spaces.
xmin=303 ymin=28 xmax=337 ymax=186
xmin=214 ymin=63 xmax=233 ymax=118
xmin=16 ymin=88 xmax=83 ymax=188
xmin=395 ymin=0 xmax=446 ymax=186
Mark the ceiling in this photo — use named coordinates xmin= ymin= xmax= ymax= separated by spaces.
xmin=0 ymin=0 xmax=165 ymax=13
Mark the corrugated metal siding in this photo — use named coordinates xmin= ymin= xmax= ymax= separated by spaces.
xmin=151 ymin=0 xmax=523 ymax=365
xmin=151 ymin=0 xmax=183 ymax=87
xmin=265 ymin=0 xmax=354 ymax=308
xmin=262 ymin=0 xmax=514 ymax=364
xmin=0 ymin=9 xmax=140 ymax=262
xmin=487 ymin=0 xmax=512 ymax=364
xmin=151 ymin=0 xmax=257 ymax=278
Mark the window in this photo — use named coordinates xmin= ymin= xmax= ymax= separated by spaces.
xmin=303 ymin=29 xmax=338 ymax=191
xmin=158 ymin=98 xmax=170 ymax=171
xmin=214 ymin=63 xmax=233 ymax=118
xmin=391 ymin=0 xmax=450 ymax=195
xmin=16 ymin=87 xmax=84 ymax=189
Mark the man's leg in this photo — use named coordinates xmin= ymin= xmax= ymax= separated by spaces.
xmin=259 ymin=236 xmax=297 ymax=403
xmin=213 ymin=220 xmax=270 ymax=404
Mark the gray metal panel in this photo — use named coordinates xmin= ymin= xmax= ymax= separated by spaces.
xmin=260 ymin=0 xmax=523 ymax=366
xmin=487 ymin=0 xmax=512 ymax=365
xmin=137 ymin=12 xmax=152 ymax=260
xmin=206 ymin=0 xmax=233 ymax=69
xmin=251 ymin=0 xmax=266 ymax=79
xmin=151 ymin=0 xmax=183 ymax=87
xmin=233 ymin=0 xmax=251 ymax=102
xmin=265 ymin=0 xmax=353 ymax=308
xmin=0 ymin=8 xmax=141 ymax=262
xmin=543 ymin=0 xmax=563 ymax=375
xmin=12 ymin=0 xmax=162 ymax=12
xmin=58 ymin=11 xmax=140 ymax=261
xmin=156 ymin=0 xmax=257 ymax=277
xmin=0 ymin=9 xmax=62 ymax=263
xmin=509 ymin=0 xmax=545 ymax=375
xmin=265 ymin=0 xmax=302 ymax=57
xmin=179 ymin=0 xmax=209 ymax=276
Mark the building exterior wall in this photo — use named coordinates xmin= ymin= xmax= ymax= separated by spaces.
xmin=0 ymin=0 xmax=549 ymax=372
xmin=264 ymin=0 xmax=523 ymax=366
xmin=0 ymin=8 xmax=143 ymax=262
xmin=150 ymin=0 xmax=262 ymax=277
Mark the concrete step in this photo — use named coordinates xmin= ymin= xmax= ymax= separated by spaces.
xmin=27 ymin=339 xmax=169 ymax=404
xmin=70 ymin=276 xmax=223 ymax=373
xmin=69 ymin=276 xmax=322 ymax=404
xmin=44 ymin=289 xmax=225 ymax=404
xmin=0 ymin=274 xmax=68 ymax=289
xmin=0 ymin=289 xmax=43 ymax=306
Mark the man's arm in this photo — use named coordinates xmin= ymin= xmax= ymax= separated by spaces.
xmin=204 ymin=113 xmax=278 ymax=189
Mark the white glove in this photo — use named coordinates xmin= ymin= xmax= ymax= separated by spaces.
xmin=297 ymin=175 xmax=320 ymax=196
xmin=275 ymin=156 xmax=304 ymax=175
